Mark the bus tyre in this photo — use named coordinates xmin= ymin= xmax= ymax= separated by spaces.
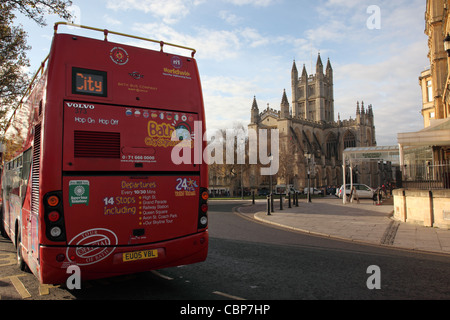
xmin=0 ymin=224 xmax=5 ymax=238
xmin=16 ymin=232 xmax=26 ymax=271
xmin=0 ymin=208 xmax=6 ymax=238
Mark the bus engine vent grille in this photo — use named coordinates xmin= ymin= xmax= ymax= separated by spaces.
xmin=31 ymin=124 xmax=41 ymax=214
xmin=74 ymin=131 xmax=121 ymax=158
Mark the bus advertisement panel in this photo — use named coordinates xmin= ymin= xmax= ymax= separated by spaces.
xmin=0 ymin=23 xmax=208 ymax=284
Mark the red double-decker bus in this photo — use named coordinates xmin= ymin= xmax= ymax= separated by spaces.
xmin=0 ymin=22 xmax=209 ymax=284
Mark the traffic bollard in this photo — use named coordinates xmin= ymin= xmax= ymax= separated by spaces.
xmin=271 ymin=194 xmax=274 ymax=213
xmin=280 ymin=193 xmax=283 ymax=210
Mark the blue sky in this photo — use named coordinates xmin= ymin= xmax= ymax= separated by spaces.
xmin=16 ymin=0 xmax=429 ymax=145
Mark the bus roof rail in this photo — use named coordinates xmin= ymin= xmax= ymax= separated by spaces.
xmin=54 ymin=22 xmax=197 ymax=58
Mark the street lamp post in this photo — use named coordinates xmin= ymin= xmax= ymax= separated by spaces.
xmin=268 ymin=154 xmax=274 ymax=214
xmin=241 ymin=163 xmax=244 ymax=200
xmin=305 ymin=152 xmax=312 ymax=203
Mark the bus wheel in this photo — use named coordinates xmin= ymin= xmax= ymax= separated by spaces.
xmin=0 ymin=211 xmax=6 ymax=238
xmin=16 ymin=232 xmax=27 ymax=271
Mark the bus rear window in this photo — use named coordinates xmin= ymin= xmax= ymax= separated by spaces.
xmin=72 ymin=67 xmax=107 ymax=97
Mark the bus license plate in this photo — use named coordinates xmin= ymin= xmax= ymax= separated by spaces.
xmin=123 ymin=249 xmax=158 ymax=262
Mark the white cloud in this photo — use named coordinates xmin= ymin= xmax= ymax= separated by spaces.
xmin=103 ymin=14 xmax=122 ymax=26
xmin=105 ymin=0 xmax=203 ymax=24
xmin=202 ymin=76 xmax=259 ymax=133
xmin=219 ymin=10 xmax=243 ymax=26
xmin=132 ymin=22 xmax=242 ymax=61
xmin=131 ymin=22 xmax=274 ymax=61
xmin=223 ymin=0 xmax=277 ymax=7
xmin=240 ymin=28 xmax=270 ymax=48
xmin=333 ymin=40 xmax=428 ymax=145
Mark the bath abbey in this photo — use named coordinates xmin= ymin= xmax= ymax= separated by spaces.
xmin=247 ymin=54 xmax=378 ymax=191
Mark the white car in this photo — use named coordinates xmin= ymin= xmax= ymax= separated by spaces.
xmin=303 ymin=187 xmax=322 ymax=195
xmin=337 ymin=184 xmax=376 ymax=200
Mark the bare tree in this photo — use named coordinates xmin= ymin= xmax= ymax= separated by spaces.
xmin=1 ymin=0 xmax=73 ymax=135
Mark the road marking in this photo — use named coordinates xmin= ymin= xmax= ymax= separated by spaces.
xmin=151 ymin=270 xmax=174 ymax=281
xmin=0 ymin=253 xmax=17 ymax=267
xmin=10 ymin=276 xmax=31 ymax=299
xmin=39 ymin=284 xmax=60 ymax=296
xmin=213 ymin=291 xmax=246 ymax=300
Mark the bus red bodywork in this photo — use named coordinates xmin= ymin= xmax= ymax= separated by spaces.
xmin=1 ymin=23 xmax=208 ymax=284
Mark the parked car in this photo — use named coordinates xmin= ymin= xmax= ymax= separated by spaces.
xmin=258 ymin=188 xmax=270 ymax=196
xmin=289 ymin=187 xmax=301 ymax=194
xmin=303 ymin=187 xmax=323 ymax=195
xmin=337 ymin=184 xmax=377 ymax=200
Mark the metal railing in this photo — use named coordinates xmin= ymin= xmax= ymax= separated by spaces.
xmin=402 ymin=161 xmax=450 ymax=189
xmin=54 ymin=22 xmax=197 ymax=57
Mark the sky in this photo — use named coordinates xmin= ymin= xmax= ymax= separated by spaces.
xmin=15 ymin=0 xmax=429 ymax=146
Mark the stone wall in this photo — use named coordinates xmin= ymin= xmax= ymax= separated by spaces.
xmin=393 ymin=188 xmax=450 ymax=229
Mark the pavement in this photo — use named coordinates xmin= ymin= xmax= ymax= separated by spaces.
xmin=235 ymin=196 xmax=450 ymax=255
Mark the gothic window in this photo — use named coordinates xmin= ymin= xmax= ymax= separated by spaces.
xmin=325 ymin=101 xmax=330 ymax=121
xmin=326 ymin=133 xmax=338 ymax=159
xmin=300 ymin=102 xmax=305 ymax=112
xmin=308 ymin=101 xmax=315 ymax=120
xmin=344 ymin=131 xmax=356 ymax=149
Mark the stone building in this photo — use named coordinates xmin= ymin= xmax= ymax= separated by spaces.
xmin=248 ymin=54 xmax=378 ymax=191
xmin=393 ymin=0 xmax=449 ymax=229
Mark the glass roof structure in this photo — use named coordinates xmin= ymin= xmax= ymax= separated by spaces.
xmin=343 ymin=145 xmax=400 ymax=165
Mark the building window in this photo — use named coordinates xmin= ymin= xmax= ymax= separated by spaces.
xmin=326 ymin=133 xmax=338 ymax=159
xmin=429 ymin=112 xmax=435 ymax=119
xmin=427 ymin=80 xmax=433 ymax=102
xmin=344 ymin=131 xmax=356 ymax=149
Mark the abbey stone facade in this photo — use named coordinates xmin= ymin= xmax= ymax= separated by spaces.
xmin=248 ymin=54 xmax=378 ymax=190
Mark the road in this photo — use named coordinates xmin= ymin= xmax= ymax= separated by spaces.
xmin=1 ymin=200 xmax=450 ymax=302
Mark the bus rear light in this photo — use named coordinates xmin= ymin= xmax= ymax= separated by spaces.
xmin=44 ymin=191 xmax=66 ymax=242
xmin=50 ymin=226 xmax=62 ymax=238
xmin=48 ymin=211 xmax=60 ymax=222
xmin=198 ymin=187 xmax=209 ymax=229
xmin=56 ymin=254 xmax=65 ymax=262
xmin=47 ymin=195 xmax=60 ymax=207
xmin=199 ymin=216 xmax=208 ymax=226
